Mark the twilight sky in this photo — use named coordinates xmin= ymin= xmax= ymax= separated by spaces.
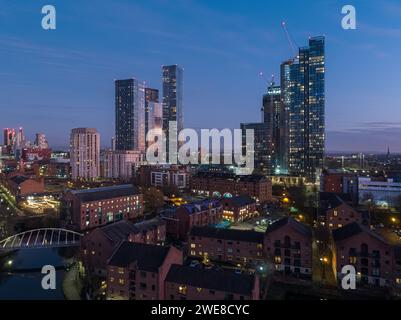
xmin=0 ymin=0 xmax=401 ymax=152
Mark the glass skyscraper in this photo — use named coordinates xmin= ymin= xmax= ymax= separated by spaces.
xmin=241 ymin=122 xmax=270 ymax=176
xmin=287 ymin=36 xmax=325 ymax=180
xmin=263 ymin=83 xmax=284 ymax=174
xmin=145 ymin=88 xmax=160 ymax=148
xmin=162 ymin=65 xmax=184 ymax=161
xmin=115 ymin=79 xmax=146 ymax=152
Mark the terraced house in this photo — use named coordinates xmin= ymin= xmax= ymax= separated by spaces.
xmin=188 ymin=227 xmax=265 ymax=268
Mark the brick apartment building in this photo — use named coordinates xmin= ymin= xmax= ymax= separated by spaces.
xmin=320 ymin=169 xmax=358 ymax=195
xmin=220 ymin=196 xmax=257 ymax=223
xmin=331 ymin=222 xmax=401 ymax=288
xmin=128 ymin=218 xmax=166 ymax=244
xmin=191 ymin=172 xmax=272 ymax=203
xmin=63 ymin=184 xmax=143 ymax=231
xmin=106 ymin=242 xmax=183 ymax=300
xmin=82 ymin=219 xmax=166 ymax=276
xmin=165 ymin=265 xmax=260 ymax=300
xmin=264 ymin=217 xmax=313 ymax=277
xmin=320 ymin=192 xmax=370 ymax=230
xmin=188 ymin=227 xmax=264 ymax=268
xmin=163 ymin=199 xmax=223 ymax=240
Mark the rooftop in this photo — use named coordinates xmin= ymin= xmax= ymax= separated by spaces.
xmin=108 ymin=241 xmax=171 ymax=272
xmin=166 ymin=264 xmax=256 ymax=296
xmin=265 ymin=217 xmax=312 ymax=238
xmin=193 ymin=172 xmax=268 ymax=183
xmin=99 ymin=219 xmax=165 ymax=244
xmin=9 ymin=175 xmax=30 ymax=185
xmin=220 ymin=195 xmax=256 ymax=207
xmin=180 ymin=199 xmax=222 ymax=215
xmin=70 ymin=184 xmax=138 ymax=202
xmin=332 ymin=222 xmax=388 ymax=244
xmin=190 ymin=226 xmax=264 ymax=243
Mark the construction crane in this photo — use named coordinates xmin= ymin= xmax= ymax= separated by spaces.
xmin=281 ymin=21 xmax=298 ymax=58
xmin=259 ymin=72 xmax=275 ymax=86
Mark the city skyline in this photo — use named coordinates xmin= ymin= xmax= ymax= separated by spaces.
xmin=1 ymin=0 xmax=401 ymax=152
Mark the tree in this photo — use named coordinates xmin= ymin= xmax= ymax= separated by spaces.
xmin=395 ymin=195 xmax=401 ymax=213
xmin=162 ymin=185 xmax=180 ymax=198
xmin=288 ymin=186 xmax=307 ymax=209
xmin=143 ymin=187 xmax=164 ymax=214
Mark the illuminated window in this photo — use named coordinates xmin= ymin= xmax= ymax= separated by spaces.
xmin=178 ymin=285 xmax=187 ymax=295
xmin=274 ymin=256 xmax=282 ymax=264
xmin=190 ymin=244 xmax=196 ymax=249
xmin=119 ymin=279 xmax=125 ymax=285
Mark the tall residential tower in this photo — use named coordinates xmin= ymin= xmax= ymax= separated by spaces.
xmin=115 ymin=79 xmax=146 ymax=152
xmin=162 ymin=65 xmax=183 ymax=161
xmin=287 ymin=36 xmax=325 ymax=180
xmin=70 ymin=128 xmax=100 ymax=180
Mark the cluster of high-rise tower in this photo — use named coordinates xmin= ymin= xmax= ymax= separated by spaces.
xmin=115 ymin=65 xmax=184 ymax=154
xmin=242 ymin=36 xmax=325 ymax=181
xmin=70 ymin=36 xmax=325 ymax=182
xmin=70 ymin=65 xmax=183 ymax=180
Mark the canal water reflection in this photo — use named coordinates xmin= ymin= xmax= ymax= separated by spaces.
xmin=0 ymin=247 xmax=78 ymax=300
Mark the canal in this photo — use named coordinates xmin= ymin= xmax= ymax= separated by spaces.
xmin=0 ymin=247 xmax=79 ymax=300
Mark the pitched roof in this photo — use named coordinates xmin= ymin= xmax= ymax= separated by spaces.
xmin=265 ymin=217 xmax=312 ymax=238
xmin=100 ymin=219 xmax=165 ymax=244
xmin=332 ymin=222 xmax=363 ymax=242
xmin=180 ymin=199 xmax=221 ymax=215
xmin=190 ymin=227 xmax=264 ymax=243
xmin=221 ymin=196 xmax=256 ymax=207
xmin=108 ymin=241 xmax=171 ymax=272
xmin=332 ymin=222 xmax=385 ymax=243
xmin=99 ymin=220 xmax=138 ymax=243
xmin=9 ymin=175 xmax=30 ymax=185
xmin=70 ymin=184 xmax=138 ymax=202
xmin=320 ymin=192 xmax=344 ymax=209
xmin=166 ymin=265 xmax=255 ymax=296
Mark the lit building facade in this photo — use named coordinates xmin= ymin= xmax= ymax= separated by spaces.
xmin=263 ymin=84 xmax=286 ymax=174
xmin=162 ymin=65 xmax=183 ymax=160
xmin=145 ymin=88 xmax=162 ymax=150
xmin=70 ymin=128 xmax=100 ymax=181
xmin=358 ymin=177 xmax=401 ymax=207
xmin=240 ymin=123 xmax=270 ymax=176
xmin=115 ymin=79 xmax=146 ymax=152
xmin=63 ymin=184 xmax=143 ymax=231
xmin=165 ymin=265 xmax=260 ymax=300
xmin=188 ymin=227 xmax=265 ymax=268
xmin=287 ymin=37 xmax=325 ymax=181
xmin=106 ymin=242 xmax=183 ymax=300
xmin=35 ymin=133 xmax=49 ymax=149
xmin=103 ymin=150 xmax=143 ymax=180
xmin=264 ymin=217 xmax=313 ymax=277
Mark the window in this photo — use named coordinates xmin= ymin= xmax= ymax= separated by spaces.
xmin=178 ymin=286 xmax=187 ymax=295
